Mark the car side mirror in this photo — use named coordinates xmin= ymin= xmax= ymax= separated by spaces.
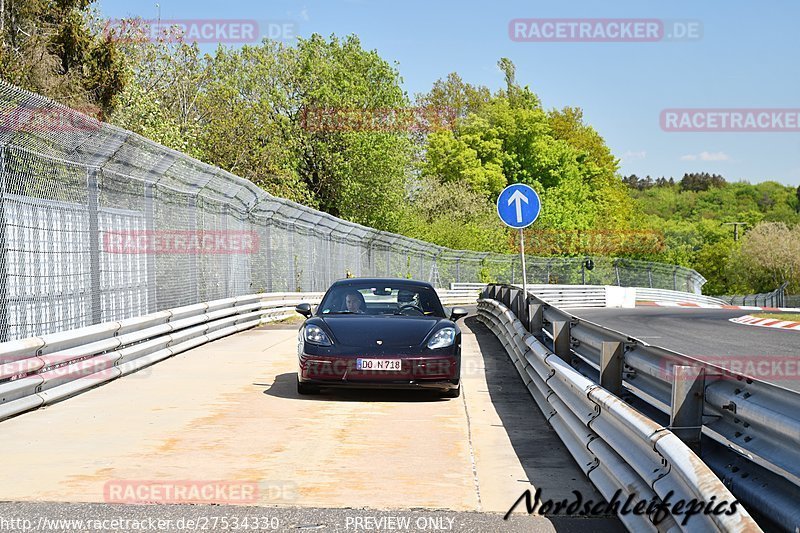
xmin=295 ymin=303 xmax=312 ymax=318
xmin=450 ymin=307 xmax=468 ymax=322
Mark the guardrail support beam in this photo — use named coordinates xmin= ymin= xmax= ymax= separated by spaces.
xmin=600 ymin=341 xmax=624 ymax=396
xmin=670 ymin=365 xmax=705 ymax=453
xmin=552 ymin=320 xmax=570 ymax=361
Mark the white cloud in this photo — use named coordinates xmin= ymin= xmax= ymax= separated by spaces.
xmin=622 ymin=150 xmax=647 ymax=161
xmin=680 ymin=151 xmax=730 ymax=162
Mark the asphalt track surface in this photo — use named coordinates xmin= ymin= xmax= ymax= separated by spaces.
xmin=570 ymin=307 xmax=800 ymax=393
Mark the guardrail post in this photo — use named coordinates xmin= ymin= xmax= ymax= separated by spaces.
xmin=508 ymin=287 xmax=519 ymax=314
xmin=670 ymin=365 xmax=705 ymax=452
xmin=87 ymin=168 xmax=102 ymax=325
xmin=600 ymin=341 xmax=624 ymax=396
xmin=528 ymin=301 xmax=542 ymax=336
xmin=552 ymin=321 xmax=570 ymax=361
xmin=517 ymin=293 xmax=529 ymax=325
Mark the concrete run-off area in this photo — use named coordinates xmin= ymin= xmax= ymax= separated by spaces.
xmin=0 ymin=315 xmax=620 ymax=531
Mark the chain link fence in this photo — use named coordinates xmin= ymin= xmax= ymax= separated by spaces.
xmin=0 ymin=80 xmax=706 ymax=342
xmin=721 ymin=282 xmax=789 ymax=308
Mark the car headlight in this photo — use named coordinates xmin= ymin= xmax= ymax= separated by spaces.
xmin=304 ymin=325 xmax=332 ymax=346
xmin=427 ymin=327 xmax=456 ymax=349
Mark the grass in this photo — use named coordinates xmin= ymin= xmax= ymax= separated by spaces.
xmin=750 ymin=312 xmax=800 ymax=322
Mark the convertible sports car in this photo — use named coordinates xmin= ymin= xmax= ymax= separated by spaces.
xmin=294 ymin=278 xmax=467 ymax=398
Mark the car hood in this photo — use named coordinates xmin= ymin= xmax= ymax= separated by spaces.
xmin=320 ymin=315 xmax=441 ymax=348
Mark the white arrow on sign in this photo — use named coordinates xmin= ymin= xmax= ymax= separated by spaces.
xmin=507 ymin=190 xmax=529 ymax=224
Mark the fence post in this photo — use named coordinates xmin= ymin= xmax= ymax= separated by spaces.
xmin=670 ymin=365 xmax=705 ymax=453
xmin=552 ymin=321 xmax=571 ymax=361
xmin=264 ymin=222 xmax=273 ymax=292
xmin=87 ymin=168 xmax=102 ymax=325
xmin=188 ymin=196 xmax=200 ymax=301
xmin=673 ymin=267 xmax=678 ymax=291
xmin=600 ymin=341 xmax=624 ymax=396
xmin=144 ymin=183 xmax=157 ymax=313
xmin=0 ymin=147 xmax=8 ymax=341
xmin=289 ymin=222 xmax=296 ymax=291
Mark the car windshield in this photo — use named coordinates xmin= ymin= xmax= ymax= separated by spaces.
xmin=317 ymin=282 xmax=446 ymax=318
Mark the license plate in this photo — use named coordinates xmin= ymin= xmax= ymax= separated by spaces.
xmin=356 ymin=358 xmax=402 ymax=371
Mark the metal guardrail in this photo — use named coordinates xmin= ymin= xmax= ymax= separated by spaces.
xmin=482 ymin=284 xmax=800 ymax=532
xmin=454 ymin=283 xmax=608 ymax=307
xmin=477 ymin=294 xmax=761 ymax=532
xmin=0 ymin=292 xmax=324 ymax=421
xmin=457 ymin=283 xmax=735 ymax=309
xmin=0 ymin=289 xmax=476 ymax=421
xmin=634 ymin=288 xmax=729 ymax=306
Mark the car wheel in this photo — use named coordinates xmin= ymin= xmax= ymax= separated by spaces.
xmin=296 ymin=375 xmax=320 ymax=395
xmin=442 ymin=385 xmax=461 ymax=398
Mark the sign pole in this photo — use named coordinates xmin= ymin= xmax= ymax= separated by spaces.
xmin=519 ymin=228 xmax=527 ymax=297
xmin=497 ymin=183 xmax=540 ymax=299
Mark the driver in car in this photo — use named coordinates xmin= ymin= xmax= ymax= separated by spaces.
xmin=344 ymin=290 xmax=366 ymax=313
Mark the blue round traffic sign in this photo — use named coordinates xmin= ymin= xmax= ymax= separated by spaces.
xmin=496 ymin=184 xmax=541 ymax=228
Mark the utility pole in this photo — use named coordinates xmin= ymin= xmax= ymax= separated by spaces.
xmin=722 ymin=222 xmax=747 ymax=241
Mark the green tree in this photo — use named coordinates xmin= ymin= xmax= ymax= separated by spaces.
xmin=0 ymin=0 xmax=126 ymax=115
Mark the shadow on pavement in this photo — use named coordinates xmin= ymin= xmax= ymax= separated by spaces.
xmin=262 ymin=372 xmax=450 ymax=403
xmin=463 ymin=315 xmax=622 ymax=532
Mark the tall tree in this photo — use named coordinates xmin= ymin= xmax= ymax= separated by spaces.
xmin=0 ymin=0 xmax=126 ymax=115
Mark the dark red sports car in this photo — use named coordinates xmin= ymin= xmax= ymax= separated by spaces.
xmin=294 ymin=278 xmax=467 ymax=398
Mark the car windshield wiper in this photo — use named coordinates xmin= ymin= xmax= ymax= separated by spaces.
xmin=326 ymin=310 xmax=356 ymax=314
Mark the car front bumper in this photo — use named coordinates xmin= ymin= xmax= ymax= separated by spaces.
xmin=298 ymin=353 xmax=460 ymax=390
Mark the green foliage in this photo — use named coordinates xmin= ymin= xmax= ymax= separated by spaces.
xmin=398 ymin=176 xmax=508 ymax=252
xmin=0 ymin=0 xmax=126 ymax=115
xmin=631 ymin=179 xmax=800 ymax=294
xmin=419 ymin=61 xmax=634 ymax=249
xmin=732 ymin=222 xmax=800 ymax=294
xmin=111 ymin=33 xmax=413 ymax=231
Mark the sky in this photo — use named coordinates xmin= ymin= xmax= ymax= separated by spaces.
xmin=96 ymin=0 xmax=800 ymax=187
